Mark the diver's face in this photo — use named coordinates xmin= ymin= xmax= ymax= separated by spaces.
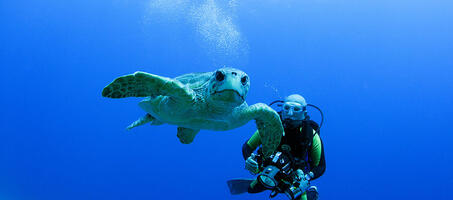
xmin=281 ymin=101 xmax=306 ymax=121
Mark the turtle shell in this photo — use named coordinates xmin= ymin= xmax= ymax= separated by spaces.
xmin=174 ymin=72 xmax=212 ymax=89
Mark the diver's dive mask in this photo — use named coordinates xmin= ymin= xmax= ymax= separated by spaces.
xmin=281 ymin=102 xmax=307 ymax=129
xmin=269 ymin=93 xmax=324 ymax=133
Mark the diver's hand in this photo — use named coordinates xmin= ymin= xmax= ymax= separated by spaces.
xmin=295 ymin=169 xmax=310 ymax=192
xmin=245 ymin=154 xmax=259 ymax=175
xmin=305 ymin=172 xmax=314 ymax=181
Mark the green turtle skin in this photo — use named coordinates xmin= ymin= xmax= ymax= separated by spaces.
xmin=102 ymin=67 xmax=283 ymax=157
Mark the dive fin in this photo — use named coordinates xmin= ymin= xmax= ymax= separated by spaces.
xmin=227 ymin=179 xmax=254 ymax=195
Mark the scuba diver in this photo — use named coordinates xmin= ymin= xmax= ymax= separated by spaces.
xmin=227 ymin=94 xmax=326 ymax=200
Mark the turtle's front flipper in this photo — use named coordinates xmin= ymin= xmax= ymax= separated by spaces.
xmin=102 ymin=71 xmax=195 ymax=104
xmin=177 ymin=127 xmax=200 ymax=144
xmin=239 ymin=103 xmax=284 ymax=157
xmin=126 ymin=114 xmax=163 ymax=130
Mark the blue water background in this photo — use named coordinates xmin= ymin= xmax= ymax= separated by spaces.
xmin=1 ymin=0 xmax=452 ymax=199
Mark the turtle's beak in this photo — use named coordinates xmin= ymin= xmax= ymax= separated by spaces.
xmin=213 ymin=89 xmax=244 ymax=101
xmin=216 ymin=74 xmax=246 ymax=99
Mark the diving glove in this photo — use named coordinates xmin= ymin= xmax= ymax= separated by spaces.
xmin=245 ymin=154 xmax=259 ymax=175
xmin=295 ymin=169 xmax=310 ymax=193
xmin=305 ymin=172 xmax=314 ymax=181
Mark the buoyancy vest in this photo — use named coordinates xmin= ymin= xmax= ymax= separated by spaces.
xmin=277 ymin=119 xmax=320 ymax=169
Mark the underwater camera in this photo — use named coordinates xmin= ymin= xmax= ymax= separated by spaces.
xmin=283 ymin=185 xmax=305 ymax=200
xmin=256 ymin=149 xmax=307 ymax=200
xmin=257 ymin=151 xmax=293 ymax=189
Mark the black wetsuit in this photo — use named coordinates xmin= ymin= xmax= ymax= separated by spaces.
xmin=242 ymin=120 xmax=326 ymax=200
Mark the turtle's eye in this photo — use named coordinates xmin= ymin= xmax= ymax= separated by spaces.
xmin=215 ymin=71 xmax=225 ymax=81
xmin=241 ymin=76 xmax=248 ymax=85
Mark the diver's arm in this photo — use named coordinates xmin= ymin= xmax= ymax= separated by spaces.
xmin=242 ymin=130 xmax=262 ymax=160
xmin=308 ymin=131 xmax=326 ymax=180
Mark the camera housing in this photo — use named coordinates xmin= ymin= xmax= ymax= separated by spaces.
xmin=257 ymin=151 xmax=294 ymax=188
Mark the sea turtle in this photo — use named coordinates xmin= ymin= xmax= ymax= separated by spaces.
xmin=101 ymin=67 xmax=283 ymax=157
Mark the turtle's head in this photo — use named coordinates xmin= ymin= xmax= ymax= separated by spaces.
xmin=207 ymin=67 xmax=250 ymax=107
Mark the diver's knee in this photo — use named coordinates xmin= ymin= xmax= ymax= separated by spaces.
xmin=247 ymin=179 xmax=266 ymax=193
xmin=306 ymin=186 xmax=319 ymax=200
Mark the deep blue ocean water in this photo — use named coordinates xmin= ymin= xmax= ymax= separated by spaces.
xmin=1 ymin=0 xmax=452 ymax=199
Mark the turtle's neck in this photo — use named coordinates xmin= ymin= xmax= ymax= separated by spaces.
xmin=205 ymin=98 xmax=236 ymax=116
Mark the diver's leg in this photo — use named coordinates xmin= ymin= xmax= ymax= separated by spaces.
xmin=297 ymin=193 xmax=308 ymax=200
xmin=248 ymin=179 xmax=267 ymax=193
xmin=305 ymin=186 xmax=319 ymax=200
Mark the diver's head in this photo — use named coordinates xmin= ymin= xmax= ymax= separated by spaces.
xmin=281 ymin=94 xmax=307 ymax=128
xmin=207 ymin=67 xmax=250 ymax=108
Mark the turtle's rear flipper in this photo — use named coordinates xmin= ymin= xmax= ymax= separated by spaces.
xmin=177 ymin=127 xmax=200 ymax=144
xmin=127 ymin=114 xmax=162 ymax=130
